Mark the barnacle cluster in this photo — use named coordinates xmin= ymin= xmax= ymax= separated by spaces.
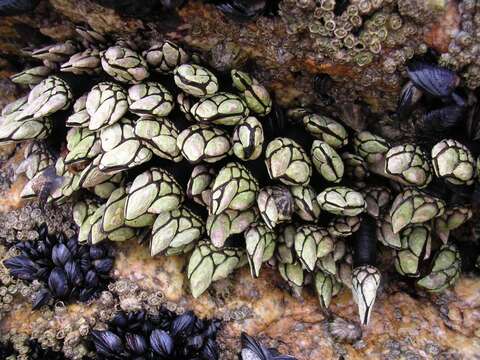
xmin=1 ymin=20 xmax=480 ymax=339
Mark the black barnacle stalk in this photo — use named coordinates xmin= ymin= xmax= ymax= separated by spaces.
xmin=351 ymin=215 xmax=381 ymax=326
xmin=90 ymin=309 xmax=221 ymax=359
xmin=3 ymin=223 xmax=114 ymax=309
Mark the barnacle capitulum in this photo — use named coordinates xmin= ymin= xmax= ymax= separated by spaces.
xmin=416 ymin=244 xmax=461 ymax=292
xmin=361 ymin=186 xmax=391 ymax=218
xmin=328 ymin=215 xmax=361 ymax=237
xmin=187 ymin=164 xmax=216 ymax=207
xmin=290 ymin=185 xmax=321 ymax=222
xmin=0 ymin=117 xmax=53 ymax=144
xmin=124 ymin=167 xmax=184 ymax=221
xmin=385 ymin=144 xmax=432 ymax=188
xmin=151 ymin=207 xmax=205 ymax=256
xmin=342 ymin=152 xmax=369 ymax=180
xmin=232 ymin=116 xmax=264 ymax=160
xmin=177 ymin=124 xmax=232 ymax=164
xmin=303 ymin=114 xmax=348 ymax=149
xmin=434 ymin=206 xmax=473 ymax=244
xmin=190 ymin=92 xmax=249 ymax=126
xmin=257 ymin=185 xmax=293 ymax=229
xmin=311 ymin=140 xmax=344 ymax=183
xmin=276 ymin=224 xmax=296 ymax=264
xmin=351 ymin=265 xmax=381 ymax=326
xmin=315 ymin=271 xmax=335 ymax=309
xmin=245 ymin=221 xmax=276 ymax=277
xmin=61 ymin=48 xmax=102 ymax=75
xmin=134 ymin=116 xmax=182 ymax=162
xmin=187 ymin=240 xmax=243 ymax=298
xmin=265 ymin=137 xmax=312 ymax=186
xmin=31 ymin=41 xmax=78 ymax=63
xmin=102 ymin=186 xmax=137 ymax=242
xmin=394 ymin=224 xmax=431 ymax=277
xmin=317 ymin=186 xmax=366 ymax=216
xmin=143 ymin=40 xmax=190 ymax=74
xmin=278 ymin=261 xmax=304 ymax=296
xmin=15 ymin=76 xmax=73 ymax=121
xmin=10 ymin=65 xmax=52 ymax=86
xmin=389 ymin=188 xmax=446 ymax=234
xmin=86 ymin=82 xmax=128 ymax=131
xmin=431 ymin=139 xmax=476 ymax=186
xmin=210 ymin=162 xmax=259 ymax=215
xmin=376 ymin=213 xmax=402 ymax=250
xmin=231 ymin=69 xmax=272 ymax=116
xmin=353 ymin=131 xmax=390 ymax=165
xmin=66 ymin=94 xmax=90 ymax=128
xmin=294 ymin=225 xmax=334 ymax=272
xmin=101 ymin=45 xmax=150 ymax=84
xmin=65 ymin=127 xmax=101 ymax=165
xmin=127 ymin=81 xmax=174 ymax=117
xmin=207 ymin=207 xmax=258 ymax=248
xmin=174 ymin=64 xmax=219 ymax=97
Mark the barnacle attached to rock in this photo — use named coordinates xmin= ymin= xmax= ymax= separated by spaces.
xmin=144 ymin=40 xmax=190 ymax=74
xmin=207 ymin=207 xmax=258 ymax=248
xmin=231 ymin=69 xmax=272 ymax=116
xmin=353 ymin=131 xmax=390 ymax=165
xmin=245 ymin=221 xmax=276 ymax=277
xmin=394 ymin=224 xmax=431 ymax=277
xmin=303 ymin=114 xmax=348 ymax=149
xmin=86 ymin=82 xmax=128 ymax=131
xmin=187 ymin=164 xmax=216 ymax=207
xmin=174 ymin=64 xmax=219 ymax=97
xmin=101 ymin=45 xmax=150 ymax=84
xmin=256 ymin=185 xmax=293 ymax=229
xmin=417 ymin=244 xmax=461 ymax=292
xmin=190 ymin=92 xmax=249 ymax=126
xmin=127 ymin=81 xmax=174 ymax=117
xmin=10 ymin=66 xmax=52 ymax=86
xmin=265 ymin=137 xmax=312 ymax=186
xmin=385 ymin=144 xmax=432 ymax=188
xmin=342 ymin=152 xmax=369 ymax=180
xmin=317 ymin=186 xmax=366 ymax=216
xmin=278 ymin=261 xmax=304 ymax=296
xmin=232 ymin=116 xmax=264 ymax=160
xmin=290 ymin=185 xmax=321 ymax=222
xmin=294 ymin=225 xmax=334 ymax=272
xmin=66 ymin=94 xmax=90 ymax=128
xmin=434 ymin=206 xmax=473 ymax=244
xmin=311 ymin=140 xmax=344 ymax=183
xmin=61 ymin=48 xmax=102 ymax=75
xmin=102 ymin=186 xmax=137 ymax=242
xmin=328 ymin=215 xmax=361 ymax=237
xmin=431 ymin=139 xmax=476 ymax=186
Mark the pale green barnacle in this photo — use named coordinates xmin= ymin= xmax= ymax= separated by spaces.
xmin=276 ymin=224 xmax=296 ymax=264
xmin=143 ymin=40 xmax=190 ymax=74
xmin=302 ymin=114 xmax=348 ymax=149
xmin=186 ymin=164 xmax=215 ymax=207
xmin=206 ymin=207 xmax=258 ymax=248
xmin=232 ymin=116 xmax=264 ymax=161
xmin=127 ymin=82 xmax=174 ymax=117
xmin=1 ymin=96 xmax=28 ymax=124
xmin=317 ymin=253 xmax=337 ymax=276
xmin=151 ymin=207 xmax=204 ymax=256
xmin=60 ymin=48 xmax=101 ymax=75
xmin=91 ymin=172 xmax=123 ymax=199
xmin=317 ymin=186 xmax=366 ymax=216
xmin=190 ymin=92 xmax=249 ymax=126
xmin=73 ymin=199 xmax=100 ymax=244
xmin=187 ymin=240 xmax=243 ymax=298
xmin=210 ymin=162 xmax=259 ymax=215
xmin=64 ymin=127 xmax=101 ymax=165
xmin=16 ymin=76 xmax=73 ymax=121
xmin=394 ymin=224 xmax=431 ymax=277
xmin=385 ymin=144 xmax=432 ymax=188
xmin=351 ymin=265 xmax=381 ymax=326
xmin=416 ymin=244 xmax=461 ymax=292
xmin=101 ymin=186 xmax=137 ymax=242
xmin=101 ymin=45 xmax=150 ymax=84
xmin=290 ymin=185 xmax=321 ymax=222
xmin=66 ymin=95 xmax=90 ymax=128
xmin=124 ymin=167 xmax=184 ymax=222
xmin=134 ymin=116 xmax=182 ymax=162
xmin=376 ymin=213 xmax=402 ymax=249
xmin=311 ymin=140 xmax=344 ymax=183
xmin=353 ymin=131 xmax=390 ymax=164
xmin=333 ymin=239 xmax=347 ymax=262
xmin=177 ymin=93 xmax=194 ymax=122
xmin=265 ymin=137 xmax=312 ymax=186
xmin=0 ymin=117 xmax=52 ymax=144
xmin=32 ymin=41 xmax=78 ymax=63
xmin=294 ymin=225 xmax=334 ymax=272
xmin=278 ymin=261 xmax=304 ymax=296
xmin=434 ymin=206 xmax=473 ymax=244
xmin=177 ymin=124 xmax=231 ymax=164
xmin=245 ymin=221 xmax=276 ymax=278
xmin=431 ymin=139 xmax=475 ymax=185
xmin=45 ymin=157 xmax=80 ymax=204
xmin=328 ymin=215 xmax=361 ymax=237
xmin=231 ymin=69 xmax=272 ymax=116
xmin=15 ymin=142 xmax=54 ymax=180
xmin=342 ymin=152 xmax=370 ymax=180
xmin=10 ymin=66 xmax=51 ymax=86
xmin=362 ymin=186 xmax=391 ymax=218
xmin=78 ymin=155 xmax=116 ymax=188
xmin=86 ymin=82 xmax=128 ymax=131
xmin=174 ymin=64 xmax=219 ymax=97
xmin=257 ymin=186 xmax=294 ymax=229
xmin=315 ymin=271 xmax=335 ymax=309
xmin=389 ymin=188 xmax=446 ymax=233
xmin=87 ymin=204 xmax=108 ymax=245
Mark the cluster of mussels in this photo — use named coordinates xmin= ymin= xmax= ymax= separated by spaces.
xmin=3 ymin=223 xmax=114 ymax=308
xmin=90 ymin=309 xmax=220 ymax=359
xmin=1 ymin=25 xmax=478 ymax=329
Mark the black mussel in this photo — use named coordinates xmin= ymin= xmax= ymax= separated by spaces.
xmin=397 ymin=81 xmax=423 ymax=120
xmin=407 ymin=62 xmax=459 ymax=98
xmin=0 ymin=0 xmax=40 ymax=16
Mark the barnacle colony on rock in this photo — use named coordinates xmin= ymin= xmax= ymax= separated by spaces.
xmin=1 ymin=26 xmax=477 ymax=334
